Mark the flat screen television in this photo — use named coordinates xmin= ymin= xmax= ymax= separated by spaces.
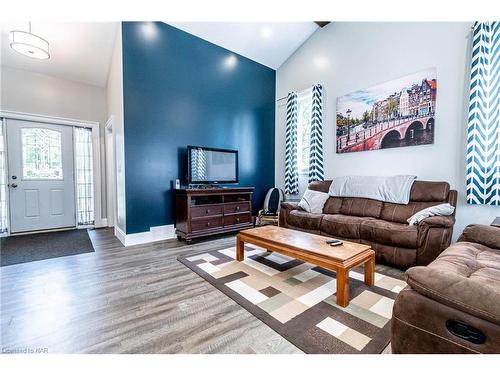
xmin=187 ymin=146 xmax=238 ymax=185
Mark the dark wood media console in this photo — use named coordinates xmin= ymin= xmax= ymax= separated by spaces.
xmin=174 ymin=187 xmax=254 ymax=243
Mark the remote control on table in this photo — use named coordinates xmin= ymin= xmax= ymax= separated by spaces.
xmin=326 ymin=239 xmax=343 ymax=246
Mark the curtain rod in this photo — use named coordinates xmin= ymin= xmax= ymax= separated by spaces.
xmin=276 ymin=85 xmax=316 ymax=102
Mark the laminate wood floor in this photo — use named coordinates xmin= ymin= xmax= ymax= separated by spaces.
xmin=1 ymin=228 xmax=399 ymax=354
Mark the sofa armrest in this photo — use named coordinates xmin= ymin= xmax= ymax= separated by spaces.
xmin=279 ymin=202 xmax=299 ymax=227
xmin=418 ymin=215 xmax=455 ymax=228
xmin=416 ymin=218 xmax=455 ymax=266
xmin=281 ymin=202 xmax=299 ymax=211
xmin=406 ymin=266 xmax=500 ymax=325
xmin=458 ymin=224 xmax=500 ymax=250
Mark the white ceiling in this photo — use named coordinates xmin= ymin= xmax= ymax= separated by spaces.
xmin=168 ymin=22 xmax=319 ymax=69
xmin=1 ymin=22 xmax=118 ymax=87
xmin=0 ymin=22 xmax=317 ymax=89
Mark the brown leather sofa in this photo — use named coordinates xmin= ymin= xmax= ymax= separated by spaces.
xmin=279 ymin=180 xmax=457 ymax=269
xmin=391 ymin=224 xmax=500 ymax=353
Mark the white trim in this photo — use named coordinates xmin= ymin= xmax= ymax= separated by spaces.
xmin=114 ymin=224 xmax=176 ymax=247
xmin=0 ymin=119 xmax=10 ymax=237
xmin=0 ymin=110 xmax=99 ymax=129
xmin=105 ymin=115 xmax=115 ymax=227
xmin=0 ymin=110 xmax=104 ymax=229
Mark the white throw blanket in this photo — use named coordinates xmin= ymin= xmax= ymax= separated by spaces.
xmin=328 ymin=175 xmax=417 ymax=204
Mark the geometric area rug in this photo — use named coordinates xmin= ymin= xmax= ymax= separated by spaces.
xmin=177 ymin=243 xmax=407 ymax=354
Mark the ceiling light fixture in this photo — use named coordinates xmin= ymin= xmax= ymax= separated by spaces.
xmin=9 ymin=22 xmax=50 ymax=60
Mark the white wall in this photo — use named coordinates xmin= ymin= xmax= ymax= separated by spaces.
xmin=276 ymin=22 xmax=499 ymax=239
xmin=1 ymin=65 xmax=108 ymax=219
xmin=106 ymin=23 xmax=126 ymax=233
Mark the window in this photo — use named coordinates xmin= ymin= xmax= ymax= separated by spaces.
xmin=21 ymin=128 xmax=63 ymax=180
xmin=297 ymin=88 xmax=313 ymax=173
xmin=0 ymin=122 xmax=7 ymax=234
xmin=74 ymin=127 xmax=94 ymax=226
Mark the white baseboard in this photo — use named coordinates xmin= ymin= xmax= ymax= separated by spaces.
xmin=114 ymin=224 xmax=176 ymax=247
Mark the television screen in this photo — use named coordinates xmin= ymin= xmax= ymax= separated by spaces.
xmin=188 ymin=146 xmax=238 ymax=184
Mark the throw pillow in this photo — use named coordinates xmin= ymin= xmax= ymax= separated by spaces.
xmin=298 ymin=189 xmax=329 ymax=214
xmin=407 ymin=203 xmax=455 ymax=225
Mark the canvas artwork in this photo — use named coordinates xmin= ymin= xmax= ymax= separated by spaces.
xmin=336 ymin=68 xmax=437 ymax=153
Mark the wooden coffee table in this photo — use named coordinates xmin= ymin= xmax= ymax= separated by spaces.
xmin=236 ymin=226 xmax=375 ymax=307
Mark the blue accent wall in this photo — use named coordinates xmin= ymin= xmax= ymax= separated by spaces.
xmin=122 ymin=22 xmax=276 ymax=234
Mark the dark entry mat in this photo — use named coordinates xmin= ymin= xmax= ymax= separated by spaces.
xmin=1 ymin=229 xmax=94 ymax=267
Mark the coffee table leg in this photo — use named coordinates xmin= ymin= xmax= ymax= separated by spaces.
xmin=364 ymin=251 xmax=375 ymax=286
xmin=236 ymin=235 xmax=244 ymax=261
xmin=336 ymin=268 xmax=349 ymax=307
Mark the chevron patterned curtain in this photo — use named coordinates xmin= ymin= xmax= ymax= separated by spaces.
xmin=466 ymin=21 xmax=500 ymax=206
xmin=285 ymin=92 xmax=299 ymax=195
xmin=309 ymin=84 xmax=324 ymax=183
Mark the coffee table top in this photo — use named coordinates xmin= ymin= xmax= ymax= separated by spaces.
xmin=239 ymin=226 xmax=371 ymax=262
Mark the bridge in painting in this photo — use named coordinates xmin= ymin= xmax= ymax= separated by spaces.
xmin=337 ymin=115 xmax=434 ymax=153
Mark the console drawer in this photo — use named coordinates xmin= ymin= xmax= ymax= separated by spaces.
xmin=191 ymin=205 xmax=223 ymax=218
xmin=224 ymin=213 xmax=252 ymax=227
xmin=224 ymin=202 xmax=250 ymax=214
xmin=191 ymin=217 xmax=223 ymax=232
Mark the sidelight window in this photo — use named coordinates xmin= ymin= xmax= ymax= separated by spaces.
xmin=0 ymin=122 xmax=7 ymax=234
xmin=74 ymin=127 xmax=94 ymax=226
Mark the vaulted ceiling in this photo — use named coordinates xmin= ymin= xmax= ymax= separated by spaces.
xmin=1 ymin=22 xmax=319 ymax=89
xmin=168 ymin=22 xmax=319 ymax=69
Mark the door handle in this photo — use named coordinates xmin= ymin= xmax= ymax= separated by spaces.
xmin=9 ymin=183 xmax=18 ymax=188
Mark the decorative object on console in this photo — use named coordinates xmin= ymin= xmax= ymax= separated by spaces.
xmin=280 ymin=179 xmax=457 ymax=269
xmin=336 ymin=68 xmax=436 ymax=153
xmin=392 ymin=224 xmax=500 ymax=353
xmin=175 ymin=187 xmax=254 ymax=244
xmin=492 ymin=217 xmax=500 ymax=227
xmin=407 ymin=203 xmax=455 ymax=225
xmin=298 ymin=188 xmax=329 ymax=213
xmin=465 ymin=22 xmax=500 ymax=206
xmin=328 ymin=175 xmax=417 ymax=204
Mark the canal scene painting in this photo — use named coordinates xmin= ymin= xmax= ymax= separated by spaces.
xmin=336 ymin=68 xmax=437 ymax=153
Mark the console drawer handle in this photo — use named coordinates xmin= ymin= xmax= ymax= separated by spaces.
xmin=236 ymin=218 xmax=240 ymax=222
xmin=236 ymin=206 xmax=240 ymax=210
xmin=206 ymin=222 xmax=210 ymax=226
xmin=206 ymin=209 xmax=210 ymax=214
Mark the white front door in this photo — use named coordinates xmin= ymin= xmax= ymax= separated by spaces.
xmin=6 ymin=119 xmax=76 ymax=233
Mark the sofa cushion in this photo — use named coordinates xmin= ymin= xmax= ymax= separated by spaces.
xmin=361 ymin=240 xmax=417 ymax=269
xmin=380 ymin=201 xmax=441 ymax=224
xmin=458 ymin=224 xmax=500 ymax=249
xmin=409 ymin=181 xmax=450 ymax=202
xmin=360 ymin=219 xmax=418 ymax=248
xmin=287 ymin=210 xmax=323 ymax=232
xmin=406 ymin=242 xmax=500 ymax=325
xmin=340 ymin=198 xmax=383 ymax=218
xmin=323 ymin=197 xmax=343 ymax=214
xmin=320 ymin=214 xmax=366 ymax=239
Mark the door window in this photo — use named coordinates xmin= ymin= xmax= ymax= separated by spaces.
xmin=21 ymin=128 xmax=63 ymax=180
